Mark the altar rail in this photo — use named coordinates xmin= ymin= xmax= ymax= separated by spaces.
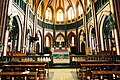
xmin=0 ymin=55 xmax=53 ymax=67
xmin=70 ymin=55 xmax=120 ymax=64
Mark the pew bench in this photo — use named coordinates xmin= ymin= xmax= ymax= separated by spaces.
xmin=1 ymin=64 xmax=47 ymax=80
xmin=77 ymin=64 xmax=120 ymax=80
xmin=2 ymin=64 xmax=46 ymax=71
xmin=92 ymin=71 xmax=120 ymax=80
xmin=0 ymin=71 xmax=38 ymax=80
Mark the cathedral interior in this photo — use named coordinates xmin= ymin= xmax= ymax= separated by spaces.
xmin=0 ymin=0 xmax=120 ymax=80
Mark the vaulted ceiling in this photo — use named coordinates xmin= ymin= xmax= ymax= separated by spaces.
xmin=29 ymin=0 xmax=92 ymax=23
xmin=32 ymin=0 xmax=91 ymax=14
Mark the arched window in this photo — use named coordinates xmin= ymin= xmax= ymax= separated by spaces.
xmin=72 ymin=37 xmax=74 ymax=46
xmin=45 ymin=7 xmax=52 ymax=20
xmin=46 ymin=36 xmax=49 ymax=47
xmin=57 ymin=9 xmax=64 ymax=21
xmin=68 ymin=7 xmax=74 ymax=20
xmin=37 ymin=4 xmax=42 ymax=18
xmin=78 ymin=4 xmax=83 ymax=16
xmin=28 ymin=0 xmax=33 ymax=9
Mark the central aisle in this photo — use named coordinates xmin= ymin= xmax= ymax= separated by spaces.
xmin=47 ymin=68 xmax=78 ymax=80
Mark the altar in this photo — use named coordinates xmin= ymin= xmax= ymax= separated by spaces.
xmin=52 ymin=47 xmax=70 ymax=64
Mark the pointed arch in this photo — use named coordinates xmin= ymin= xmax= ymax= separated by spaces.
xmin=44 ymin=33 xmax=53 ymax=47
xmin=89 ymin=26 xmax=96 ymax=54
xmin=56 ymin=9 xmax=64 ymax=21
xmin=79 ymin=29 xmax=85 ymax=54
xmin=99 ymin=14 xmax=118 ymax=55
xmin=67 ymin=6 xmax=75 ymax=20
xmin=36 ymin=30 xmax=42 ymax=54
xmin=55 ymin=33 xmax=65 ymax=41
xmin=44 ymin=5 xmax=54 ymax=22
xmin=68 ymin=32 xmax=76 ymax=47
xmin=55 ymin=33 xmax=65 ymax=47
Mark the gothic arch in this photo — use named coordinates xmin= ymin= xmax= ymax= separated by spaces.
xmin=99 ymin=14 xmax=119 ymax=55
xmin=55 ymin=33 xmax=65 ymax=41
xmin=89 ymin=26 xmax=96 ymax=54
xmin=36 ymin=30 xmax=42 ymax=54
xmin=100 ymin=15 xmax=108 ymax=51
xmin=10 ymin=15 xmax=22 ymax=52
xmin=44 ymin=33 xmax=53 ymax=47
xmin=68 ymin=32 xmax=76 ymax=47
xmin=79 ymin=30 xmax=85 ymax=54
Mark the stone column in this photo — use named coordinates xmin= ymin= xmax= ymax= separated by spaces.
xmin=0 ymin=0 xmax=10 ymax=56
xmin=91 ymin=1 xmax=99 ymax=54
xmin=112 ymin=0 xmax=120 ymax=55
xmin=22 ymin=3 xmax=29 ymax=53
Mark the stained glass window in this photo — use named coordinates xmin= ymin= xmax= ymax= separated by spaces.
xmin=72 ymin=37 xmax=74 ymax=46
xmin=57 ymin=9 xmax=64 ymax=21
xmin=28 ymin=0 xmax=33 ymax=9
xmin=68 ymin=7 xmax=74 ymax=20
xmin=78 ymin=4 xmax=83 ymax=16
xmin=37 ymin=4 xmax=42 ymax=18
xmin=45 ymin=7 xmax=52 ymax=20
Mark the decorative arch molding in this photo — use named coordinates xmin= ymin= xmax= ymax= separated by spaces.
xmin=98 ymin=11 xmax=112 ymax=30
xmin=99 ymin=14 xmax=119 ymax=55
xmin=68 ymin=31 xmax=76 ymax=39
xmin=55 ymin=32 xmax=65 ymax=41
xmin=45 ymin=32 xmax=53 ymax=40
xmin=10 ymin=11 xmax=24 ymax=52
xmin=11 ymin=11 xmax=24 ymax=25
xmin=100 ymin=15 xmax=108 ymax=51
xmin=8 ymin=15 xmax=22 ymax=52
xmin=13 ymin=16 xmax=22 ymax=51
xmin=3 ymin=15 xmax=22 ymax=56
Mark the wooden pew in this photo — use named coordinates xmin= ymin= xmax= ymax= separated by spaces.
xmin=92 ymin=71 xmax=120 ymax=80
xmin=78 ymin=63 xmax=120 ymax=79
xmin=0 ymin=61 xmax=48 ymax=80
xmin=0 ymin=71 xmax=38 ymax=80
xmin=76 ymin=60 xmax=110 ymax=79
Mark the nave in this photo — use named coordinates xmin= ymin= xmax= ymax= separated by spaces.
xmin=47 ymin=69 xmax=78 ymax=80
xmin=0 ymin=0 xmax=120 ymax=80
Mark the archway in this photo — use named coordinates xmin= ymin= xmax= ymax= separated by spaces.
xmin=55 ymin=33 xmax=65 ymax=47
xmin=44 ymin=33 xmax=53 ymax=47
xmin=68 ymin=32 xmax=76 ymax=47
xmin=8 ymin=16 xmax=22 ymax=54
xmin=26 ymin=27 xmax=32 ymax=55
xmin=79 ymin=30 xmax=85 ymax=55
xmin=100 ymin=15 xmax=117 ymax=55
xmin=36 ymin=31 xmax=42 ymax=54
xmin=81 ymin=42 xmax=85 ymax=55
xmin=89 ymin=27 xmax=96 ymax=55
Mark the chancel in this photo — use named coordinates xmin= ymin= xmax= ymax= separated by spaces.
xmin=0 ymin=0 xmax=120 ymax=80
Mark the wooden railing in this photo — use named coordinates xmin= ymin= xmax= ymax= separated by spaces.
xmin=1 ymin=55 xmax=52 ymax=61
xmin=70 ymin=55 xmax=120 ymax=63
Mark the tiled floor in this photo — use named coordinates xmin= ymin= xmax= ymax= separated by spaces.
xmin=47 ymin=68 xmax=78 ymax=80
